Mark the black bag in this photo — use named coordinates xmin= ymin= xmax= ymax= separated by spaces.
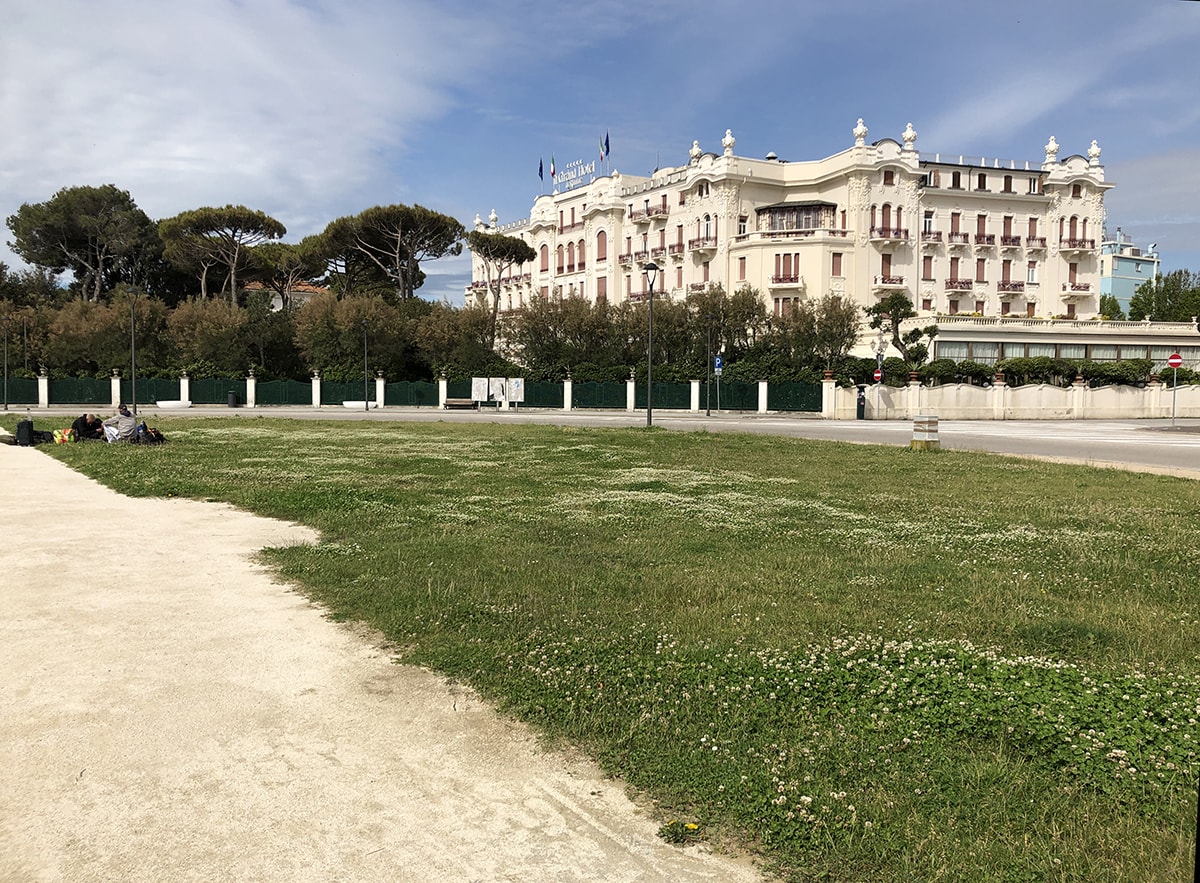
xmin=15 ymin=420 xmax=34 ymax=446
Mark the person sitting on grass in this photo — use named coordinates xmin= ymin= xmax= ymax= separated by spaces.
xmin=70 ymin=413 xmax=105 ymax=441
xmin=102 ymin=404 xmax=138 ymax=443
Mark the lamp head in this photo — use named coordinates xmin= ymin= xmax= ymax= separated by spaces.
xmin=643 ymin=260 xmax=659 ymax=289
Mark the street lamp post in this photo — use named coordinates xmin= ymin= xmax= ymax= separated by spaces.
xmin=2 ymin=313 xmax=10 ymax=412
xmin=362 ymin=320 xmax=369 ymax=412
xmin=705 ymin=313 xmax=712 ymax=417
xmin=643 ymin=261 xmax=659 ymax=427
xmin=129 ymin=297 xmax=138 ymax=417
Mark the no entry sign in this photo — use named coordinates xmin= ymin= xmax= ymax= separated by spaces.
xmin=1168 ymin=353 xmax=1183 ymax=369
xmin=873 ymin=368 xmax=883 ymax=382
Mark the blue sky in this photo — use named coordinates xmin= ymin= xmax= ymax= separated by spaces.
xmin=2 ymin=0 xmax=1198 ymax=303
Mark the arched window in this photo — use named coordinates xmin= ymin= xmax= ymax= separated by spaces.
xmin=1081 ymin=218 xmax=1088 ymax=239
xmin=596 ymin=230 xmax=607 ymax=261
xmin=567 ymin=242 xmax=575 ymax=270
xmin=870 ymin=205 xmax=877 ymax=230
xmin=540 ymin=244 xmax=549 ymax=272
xmin=1069 ymin=216 xmax=1078 ymax=239
xmin=578 ymin=238 xmax=585 ymax=267
xmin=703 ymin=214 xmax=712 ymax=239
xmin=556 ymin=245 xmax=564 ymax=273
xmin=1072 ymin=183 xmax=1082 ymax=198
xmin=881 ymin=203 xmax=892 ymax=231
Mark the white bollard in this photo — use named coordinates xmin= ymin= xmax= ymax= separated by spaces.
xmin=911 ymin=415 xmax=940 ymax=450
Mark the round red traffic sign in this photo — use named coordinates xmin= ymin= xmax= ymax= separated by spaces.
xmin=873 ymin=368 xmax=883 ymax=382
xmin=1168 ymin=353 xmax=1183 ymax=369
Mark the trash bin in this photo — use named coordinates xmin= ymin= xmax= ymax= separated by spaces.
xmin=856 ymin=386 xmax=866 ymax=420
xmin=227 ymin=390 xmax=239 ymax=408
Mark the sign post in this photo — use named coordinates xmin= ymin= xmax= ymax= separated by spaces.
xmin=1169 ymin=352 xmax=1183 ymax=427
xmin=714 ymin=356 xmax=723 ymax=412
xmin=873 ymin=368 xmax=883 ymax=383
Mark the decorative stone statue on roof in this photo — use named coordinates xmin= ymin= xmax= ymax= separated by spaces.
xmin=473 ymin=213 xmax=484 ymax=232
xmin=853 ymin=118 xmax=868 ymax=146
xmin=722 ymin=128 xmax=735 ymax=156
xmin=488 ymin=208 xmax=498 ymax=230
xmin=689 ymin=140 xmax=702 ymax=165
xmin=1044 ymin=136 xmax=1060 ymax=164
xmin=1087 ymin=139 xmax=1102 ymax=166
xmin=901 ymin=122 xmax=917 ymax=151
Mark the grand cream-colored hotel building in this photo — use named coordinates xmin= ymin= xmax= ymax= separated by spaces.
xmin=469 ymin=120 xmax=1199 ymax=367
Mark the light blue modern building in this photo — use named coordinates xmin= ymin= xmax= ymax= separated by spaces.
xmin=1100 ymin=228 xmax=1160 ymax=315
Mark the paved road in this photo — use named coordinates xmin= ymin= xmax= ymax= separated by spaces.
xmin=24 ymin=406 xmax=1199 ymax=478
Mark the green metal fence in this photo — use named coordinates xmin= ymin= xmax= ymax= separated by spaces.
xmin=49 ymin=377 xmax=109 ymax=405
xmin=522 ymin=381 xmax=564 ymax=409
xmin=447 ymin=379 xmax=472 ymax=400
xmin=571 ymin=381 xmax=626 ymax=409
xmin=321 ymin=380 xmax=372 ymax=405
xmin=714 ymin=380 xmax=758 ymax=411
xmin=121 ymin=378 xmax=180 ymax=405
xmin=768 ymin=381 xmax=822 ymax=412
xmin=190 ymin=378 xmax=247 ymax=405
xmin=256 ymin=379 xmax=312 ymax=405
xmin=3 ymin=377 xmax=38 ymax=405
xmin=633 ymin=381 xmax=691 ymax=410
xmin=385 ymin=381 xmax=437 ymax=406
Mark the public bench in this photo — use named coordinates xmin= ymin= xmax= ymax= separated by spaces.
xmin=443 ymin=398 xmax=477 ymax=410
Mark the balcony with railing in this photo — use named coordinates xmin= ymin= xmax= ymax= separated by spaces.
xmin=921 ymin=230 xmax=943 ymax=246
xmin=688 ymin=237 xmax=717 ymax=251
xmin=947 ymin=232 xmax=971 ymax=246
xmin=1000 ymin=235 xmax=1022 ymax=248
xmin=974 ymin=233 xmax=996 ymax=247
xmin=557 ymin=221 xmax=585 ymax=233
xmin=873 ymin=275 xmax=906 ymax=290
xmin=732 ymin=228 xmax=851 ymax=243
xmin=633 ymin=250 xmax=650 ymax=263
xmin=1025 ymin=236 xmax=1047 ymax=249
xmin=945 ymin=278 xmax=974 ymax=291
xmin=1062 ymin=281 xmax=1092 ymax=293
xmin=1059 ymin=238 xmax=1096 ymax=252
xmin=689 ymin=282 xmax=709 ymax=291
xmin=870 ymin=226 xmax=910 ymax=242
xmin=668 ymin=242 xmax=685 ymax=256
xmin=998 ymin=280 xmax=1025 ymax=292
xmin=650 ymin=246 xmax=667 ymax=259
xmin=618 ymin=252 xmax=633 ymax=264
xmin=769 ymin=274 xmax=804 ymax=289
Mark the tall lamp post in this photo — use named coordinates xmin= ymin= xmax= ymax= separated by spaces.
xmin=643 ymin=261 xmax=659 ymax=427
xmin=362 ymin=320 xmax=369 ymax=412
xmin=705 ymin=312 xmax=712 ymax=417
xmin=129 ymin=296 xmax=138 ymax=417
xmin=2 ymin=313 xmax=10 ymax=412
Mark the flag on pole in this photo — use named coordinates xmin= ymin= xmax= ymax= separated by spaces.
xmin=604 ymin=131 xmax=610 ymax=158
xmin=550 ymin=155 xmax=556 ymax=178
xmin=538 ymin=158 xmax=543 ymax=181
xmin=599 ymin=136 xmax=605 ymax=163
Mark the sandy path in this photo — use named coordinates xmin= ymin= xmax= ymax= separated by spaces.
xmin=0 ymin=442 xmax=763 ymax=883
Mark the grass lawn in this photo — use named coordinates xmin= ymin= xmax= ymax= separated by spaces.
xmin=17 ymin=415 xmax=1200 ymax=881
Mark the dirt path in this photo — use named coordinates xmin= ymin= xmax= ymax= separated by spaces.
xmin=0 ymin=441 xmax=763 ymax=882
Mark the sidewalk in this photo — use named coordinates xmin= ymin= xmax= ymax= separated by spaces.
xmin=0 ymin=441 xmax=761 ymax=882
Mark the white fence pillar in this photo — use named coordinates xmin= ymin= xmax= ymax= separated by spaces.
xmin=375 ymin=372 xmax=385 ymax=409
xmin=110 ymin=370 xmax=122 ymax=408
xmin=563 ymin=377 xmax=573 ymax=411
xmin=822 ymin=372 xmax=837 ymax=419
xmin=244 ymin=372 xmax=256 ymax=408
xmin=690 ymin=379 xmax=700 ymax=412
xmin=758 ymin=380 xmax=769 ymax=414
xmin=438 ymin=376 xmax=448 ymax=408
xmin=179 ymin=373 xmax=191 ymax=404
xmin=311 ymin=371 xmax=321 ymax=408
xmin=38 ymin=369 xmax=49 ymax=409
xmin=627 ymin=378 xmax=636 ymax=412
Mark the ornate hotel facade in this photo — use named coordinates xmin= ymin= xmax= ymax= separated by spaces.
xmin=469 ymin=121 xmax=1199 ymax=368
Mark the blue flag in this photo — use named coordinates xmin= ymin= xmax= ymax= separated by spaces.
xmin=538 ymin=158 xmax=543 ymax=181
xmin=604 ymin=131 xmax=610 ymax=158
